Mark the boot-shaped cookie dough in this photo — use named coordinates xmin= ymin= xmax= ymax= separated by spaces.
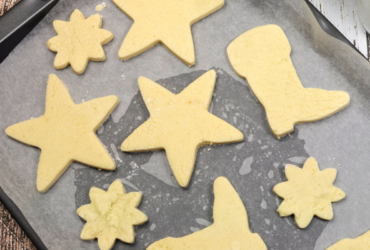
xmin=147 ymin=177 xmax=267 ymax=250
xmin=227 ymin=25 xmax=350 ymax=139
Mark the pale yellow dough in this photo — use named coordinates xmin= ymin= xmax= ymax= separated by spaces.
xmin=95 ymin=3 xmax=106 ymax=11
xmin=147 ymin=177 xmax=267 ymax=250
xmin=112 ymin=0 xmax=224 ymax=66
xmin=5 ymin=74 xmax=118 ymax=193
xmin=121 ymin=70 xmax=243 ymax=187
xmin=77 ymin=180 xmax=148 ymax=250
xmin=327 ymin=230 xmax=370 ymax=250
xmin=227 ymin=25 xmax=350 ymax=139
xmin=47 ymin=9 xmax=113 ymax=74
xmin=273 ymin=157 xmax=345 ymax=229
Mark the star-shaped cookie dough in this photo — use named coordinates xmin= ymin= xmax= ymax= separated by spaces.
xmin=327 ymin=230 xmax=370 ymax=250
xmin=121 ymin=70 xmax=243 ymax=187
xmin=112 ymin=0 xmax=225 ymax=66
xmin=273 ymin=157 xmax=345 ymax=228
xmin=47 ymin=9 xmax=114 ymax=74
xmin=147 ymin=177 xmax=267 ymax=250
xmin=5 ymin=74 xmax=118 ymax=193
xmin=77 ymin=180 xmax=148 ymax=250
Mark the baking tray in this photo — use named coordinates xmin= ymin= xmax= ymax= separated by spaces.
xmin=0 ymin=0 xmax=369 ymax=249
xmin=0 ymin=0 xmax=59 ymax=63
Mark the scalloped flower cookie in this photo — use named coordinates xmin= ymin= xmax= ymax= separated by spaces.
xmin=227 ymin=25 xmax=350 ymax=139
xmin=147 ymin=177 xmax=267 ymax=250
xmin=327 ymin=230 xmax=370 ymax=249
xmin=77 ymin=180 xmax=148 ymax=250
xmin=5 ymin=74 xmax=118 ymax=192
xmin=121 ymin=70 xmax=243 ymax=188
xmin=273 ymin=157 xmax=345 ymax=228
xmin=112 ymin=0 xmax=224 ymax=66
xmin=47 ymin=9 xmax=113 ymax=74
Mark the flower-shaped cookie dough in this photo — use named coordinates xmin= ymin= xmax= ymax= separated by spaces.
xmin=77 ymin=180 xmax=148 ymax=250
xmin=273 ymin=157 xmax=345 ymax=228
xmin=47 ymin=9 xmax=113 ymax=74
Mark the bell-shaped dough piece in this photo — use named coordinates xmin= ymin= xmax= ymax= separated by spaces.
xmin=227 ymin=25 xmax=350 ymax=139
xmin=327 ymin=230 xmax=370 ymax=250
xmin=147 ymin=177 xmax=267 ymax=250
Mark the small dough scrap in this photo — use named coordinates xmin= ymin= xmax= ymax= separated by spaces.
xmin=77 ymin=180 xmax=148 ymax=250
xmin=121 ymin=70 xmax=243 ymax=188
xmin=47 ymin=9 xmax=113 ymax=74
xmin=5 ymin=74 xmax=118 ymax=193
xmin=273 ymin=157 xmax=345 ymax=228
xmin=147 ymin=177 xmax=267 ymax=250
xmin=96 ymin=3 xmax=106 ymax=11
xmin=112 ymin=0 xmax=224 ymax=66
xmin=227 ymin=25 xmax=350 ymax=139
xmin=327 ymin=230 xmax=370 ymax=250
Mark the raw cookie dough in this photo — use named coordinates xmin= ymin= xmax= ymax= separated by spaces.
xmin=327 ymin=230 xmax=370 ymax=249
xmin=147 ymin=177 xmax=267 ymax=250
xmin=5 ymin=74 xmax=118 ymax=193
xmin=112 ymin=0 xmax=224 ymax=66
xmin=121 ymin=70 xmax=243 ymax=187
xmin=47 ymin=9 xmax=113 ymax=74
xmin=95 ymin=3 xmax=106 ymax=11
xmin=77 ymin=180 xmax=148 ymax=250
xmin=227 ymin=25 xmax=350 ymax=139
xmin=273 ymin=157 xmax=345 ymax=228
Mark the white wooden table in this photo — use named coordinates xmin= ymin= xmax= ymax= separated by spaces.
xmin=309 ymin=0 xmax=370 ymax=59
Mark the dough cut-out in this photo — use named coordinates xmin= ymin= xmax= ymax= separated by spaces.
xmin=227 ymin=25 xmax=350 ymax=139
xmin=112 ymin=0 xmax=224 ymax=66
xmin=147 ymin=176 xmax=267 ymax=250
xmin=121 ymin=70 xmax=243 ymax=187
xmin=327 ymin=230 xmax=370 ymax=250
xmin=77 ymin=180 xmax=148 ymax=250
xmin=273 ymin=157 xmax=345 ymax=228
xmin=5 ymin=74 xmax=118 ymax=193
xmin=47 ymin=9 xmax=113 ymax=74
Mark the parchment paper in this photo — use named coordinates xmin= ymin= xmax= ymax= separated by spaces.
xmin=1 ymin=0 xmax=370 ymax=249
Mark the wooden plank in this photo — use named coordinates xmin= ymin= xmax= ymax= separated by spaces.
xmin=0 ymin=0 xmax=22 ymax=16
xmin=309 ymin=0 xmax=369 ymax=58
xmin=0 ymin=201 xmax=36 ymax=250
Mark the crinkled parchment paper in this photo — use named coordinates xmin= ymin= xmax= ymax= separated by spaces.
xmin=1 ymin=0 xmax=370 ymax=249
